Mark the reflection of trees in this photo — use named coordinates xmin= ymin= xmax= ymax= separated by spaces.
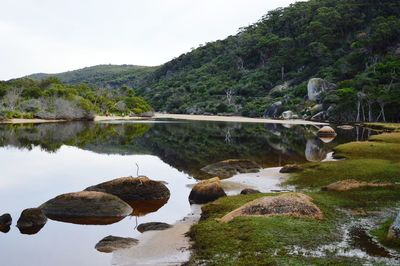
xmin=0 ymin=122 xmax=361 ymax=179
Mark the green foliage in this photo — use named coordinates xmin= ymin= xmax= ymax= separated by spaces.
xmin=0 ymin=78 xmax=152 ymax=120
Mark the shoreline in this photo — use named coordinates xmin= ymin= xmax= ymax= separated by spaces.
xmin=0 ymin=114 xmax=328 ymax=125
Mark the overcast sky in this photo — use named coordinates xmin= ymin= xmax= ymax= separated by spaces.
xmin=0 ymin=0 xmax=296 ymax=80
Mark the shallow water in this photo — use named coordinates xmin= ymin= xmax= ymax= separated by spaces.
xmin=0 ymin=120 xmax=370 ymax=265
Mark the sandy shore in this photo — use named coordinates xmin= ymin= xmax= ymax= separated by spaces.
xmin=153 ymin=113 xmax=328 ymax=125
xmin=0 ymin=118 xmax=66 ymax=124
xmin=112 ymin=205 xmax=201 ymax=266
xmin=0 ymin=113 xmax=327 ymax=125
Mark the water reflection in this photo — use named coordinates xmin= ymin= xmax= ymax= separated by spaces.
xmin=0 ymin=121 xmax=364 ymax=180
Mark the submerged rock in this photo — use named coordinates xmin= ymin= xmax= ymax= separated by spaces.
xmin=219 ymin=193 xmax=323 ymax=223
xmin=279 ymin=164 xmax=303 ymax=173
xmin=240 ymin=188 xmax=261 ymax=195
xmin=85 ymin=176 xmax=170 ymax=202
xmin=40 ymin=191 xmax=133 ymax=225
xmin=137 ymin=222 xmax=172 ymax=233
xmin=0 ymin=213 xmax=12 ymax=228
xmin=201 ymin=159 xmax=261 ymax=179
xmin=0 ymin=213 xmax=12 ymax=233
xmin=323 ymin=179 xmax=394 ymax=192
xmin=388 ymin=211 xmax=400 ymax=240
xmin=95 ymin=235 xmax=138 ymax=253
xmin=16 ymin=208 xmax=47 ymax=235
xmin=189 ymin=177 xmax=226 ymax=204
xmin=130 ymin=199 xmax=169 ymax=217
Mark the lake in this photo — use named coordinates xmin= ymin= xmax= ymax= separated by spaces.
xmin=0 ymin=120 xmax=369 ymax=265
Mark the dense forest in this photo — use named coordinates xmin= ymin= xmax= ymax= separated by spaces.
xmin=24 ymin=0 xmax=400 ymax=122
xmin=0 ymin=78 xmax=152 ymax=120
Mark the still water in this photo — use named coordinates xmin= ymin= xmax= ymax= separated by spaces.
xmin=0 ymin=120 xmax=367 ymax=265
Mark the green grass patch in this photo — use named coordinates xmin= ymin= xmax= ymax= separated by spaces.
xmin=369 ymin=133 xmax=400 ymax=144
xmin=333 ymin=142 xmax=400 ymax=161
xmin=188 ymin=193 xmax=364 ymax=265
xmin=371 ymin=218 xmax=400 ymax=251
xmin=287 ymin=159 xmax=400 ymax=188
xmin=364 ymin=123 xmax=400 ymax=132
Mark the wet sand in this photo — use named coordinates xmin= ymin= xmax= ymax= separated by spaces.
xmin=113 ymin=167 xmax=291 ymax=266
xmin=0 ymin=118 xmax=66 ymax=124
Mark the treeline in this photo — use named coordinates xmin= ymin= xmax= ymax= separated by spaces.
xmin=138 ymin=0 xmax=400 ymax=121
xmin=0 ymin=78 xmax=152 ymax=120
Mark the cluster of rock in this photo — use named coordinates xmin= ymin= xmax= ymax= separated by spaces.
xmin=264 ymin=77 xmax=338 ymax=121
xmin=2 ymin=175 xmax=171 ymax=238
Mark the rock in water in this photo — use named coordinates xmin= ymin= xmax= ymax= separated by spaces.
xmin=137 ymin=222 xmax=172 ymax=233
xmin=40 ymin=191 xmax=133 ymax=225
xmin=219 ymin=193 xmax=323 ymax=223
xmin=85 ymin=176 xmax=170 ymax=202
xmin=317 ymin=126 xmax=337 ymax=137
xmin=0 ymin=213 xmax=12 ymax=228
xmin=16 ymin=208 xmax=47 ymax=235
xmin=305 ymin=139 xmax=327 ymax=162
xmin=0 ymin=213 xmax=12 ymax=233
xmin=201 ymin=159 xmax=261 ymax=179
xmin=280 ymin=164 xmax=303 ymax=173
xmin=189 ymin=177 xmax=226 ymax=204
xmin=307 ymin=78 xmax=336 ymax=102
xmin=388 ymin=211 xmax=400 ymax=240
xmin=95 ymin=235 xmax=138 ymax=253
xmin=240 ymin=188 xmax=261 ymax=195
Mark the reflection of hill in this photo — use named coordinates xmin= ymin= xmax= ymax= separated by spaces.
xmin=0 ymin=121 xmax=360 ymax=179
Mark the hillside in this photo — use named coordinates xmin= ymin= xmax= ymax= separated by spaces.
xmin=24 ymin=0 xmax=400 ymax=122
xmin=27 ymin=64 xmax=157 ymax=89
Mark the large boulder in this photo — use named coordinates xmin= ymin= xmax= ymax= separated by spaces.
xmin=307 ymin=78 xmax=336 ymax=102
xmin=189 ymin=177 xmax=226 ymax=204
xmin=388 ymin=211 xmax=400 ymax=240
xmin=201 ymin=159 xmax=261 ymax=179
xmin=95 ymin=235 xmax=138 ymax=253
xmin=219 ymin=193 xmax=323 ymax=223
xmin=16 ymin=208 xmax=47 ymax=235
xmin=85 ymin=176 xmax=170 ymax=203
xmin=137 ymin=222 xmax=172 ymax=233
xmin=40 ymin=191 xmax=133 ymax=225
xmin=264 ymin=101 xmax=283 ymax=118
xmin=0 ymin=213 xmax=12 ymax=233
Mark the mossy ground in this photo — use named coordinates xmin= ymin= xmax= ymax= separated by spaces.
xmin=187 ymin=131 xmax=400 ymax=265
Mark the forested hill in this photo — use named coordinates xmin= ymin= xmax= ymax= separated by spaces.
xmin=27 ymin=64 xmax=157 ymax=89
xmin=25 ymin=0 xmax=400 ymax=122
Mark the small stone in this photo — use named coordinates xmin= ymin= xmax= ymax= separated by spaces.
xmin=95 ymin=235 xmax=138 ymax=253
xmin=240 ymin=188 xmax=261 ymax=195
xmin=137 ymin=222 xmax=172 ymax=233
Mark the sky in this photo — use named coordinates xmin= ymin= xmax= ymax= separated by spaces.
xmin=0 ymin=0 xmax=297 ymax=80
